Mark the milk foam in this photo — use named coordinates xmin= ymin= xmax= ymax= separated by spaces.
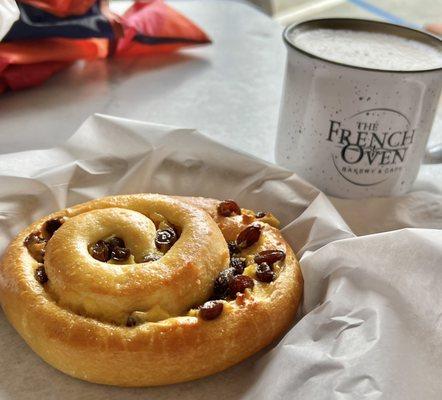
xmin=290 ymin=28 xmax=442 ymax=71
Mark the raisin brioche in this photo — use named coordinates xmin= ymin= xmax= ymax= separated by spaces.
xmin=0 ymin=194 xmax=303 ymax=386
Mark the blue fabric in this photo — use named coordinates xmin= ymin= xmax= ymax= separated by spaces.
xmin=3 ymin=1 xmax=114 ymax=41
xmin=133 ymin=34 xmax=205 ymax=45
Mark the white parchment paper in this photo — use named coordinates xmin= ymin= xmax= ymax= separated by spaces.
xmin=0 ymin=114 xmax=441 ymax=400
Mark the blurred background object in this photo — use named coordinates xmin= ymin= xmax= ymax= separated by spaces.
xmin=0 ymin=0 xmax=19 ymax=40
xmin=0 ymin=0 xmax=210 ymax=93
xmin=249 ymin=0 xmax=441 ymax=31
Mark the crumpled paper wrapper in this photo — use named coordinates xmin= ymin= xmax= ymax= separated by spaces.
xmin=0 ymin=114 xmax=441 ymax=399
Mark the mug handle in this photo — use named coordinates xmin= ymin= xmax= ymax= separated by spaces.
xmin=424 ymin=143 xmax=442 ymax=164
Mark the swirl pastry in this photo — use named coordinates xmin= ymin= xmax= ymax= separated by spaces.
xmin=0 ymin=194 xmax=303 ymax=386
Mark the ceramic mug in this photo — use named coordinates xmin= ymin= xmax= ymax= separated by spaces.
xmin=276 ymin=19 xmax=442 ymax=198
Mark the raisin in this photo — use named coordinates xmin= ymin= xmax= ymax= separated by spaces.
xmin=230 ymin=257 xmax=246 ymax=275
xmin=255 ymin=262 xmax=274 ymax=283
xmin=213 ymin=268 xmax=235 ymax=299
xmin=255 ymin=211 xmax=266 ymax=218
xmin=141 ymin=252 xmax=161 ymax=262
xmin=106 ymin=236 xmax=125 ymax=249
xmin=35 ymin=265 xmax=48 ymax=284
xmin=35 ymin=249 xmax=45 ymax=263
xmin=90 ymin=240 xmax=111 ymax=262
xmin=199 ymin=301 xmax=223 ymax=320
xmin=254 ymin=250 xmax=286 ymax=265
xmin=236 ymin=223 xmax=262 ymax=249
xmin=227 ymin=241 xmax=239 ymax=256
xmin=44 ymin=218 xmax=64 ymax=237
xmin=126 ymin=316 xmax=137 ymax=327
xmin=217 ymin=200 xmax=241 ymax=217
xmin=24 ymin=233 xmax=45 ymax=247
xmin=155 ymin=228 xmax=177 ymax=252
xmin=24 ymin=233 xmax=46 ymax=263
xmin=229 ymin=275 xmax=254 ymax=295
xmin=111 ymin=246 xmax=131 ymax=261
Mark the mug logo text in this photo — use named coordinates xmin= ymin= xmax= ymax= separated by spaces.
xmin=326 ymin=109 xmax=415 ymax=186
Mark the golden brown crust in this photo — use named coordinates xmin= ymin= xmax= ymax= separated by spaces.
xmin=0 ymin=194 xmax=303 ymax=386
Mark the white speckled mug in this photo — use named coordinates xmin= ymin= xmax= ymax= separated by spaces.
xmin=276 ymin=19 xmax=442 ymax=198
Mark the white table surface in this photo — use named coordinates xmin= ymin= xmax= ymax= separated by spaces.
xmin=0 ymin=0 xmax=440 ymax=193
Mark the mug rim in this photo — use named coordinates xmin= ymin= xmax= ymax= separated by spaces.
xmin=283 ymin=18 xmax=442 ymax=74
